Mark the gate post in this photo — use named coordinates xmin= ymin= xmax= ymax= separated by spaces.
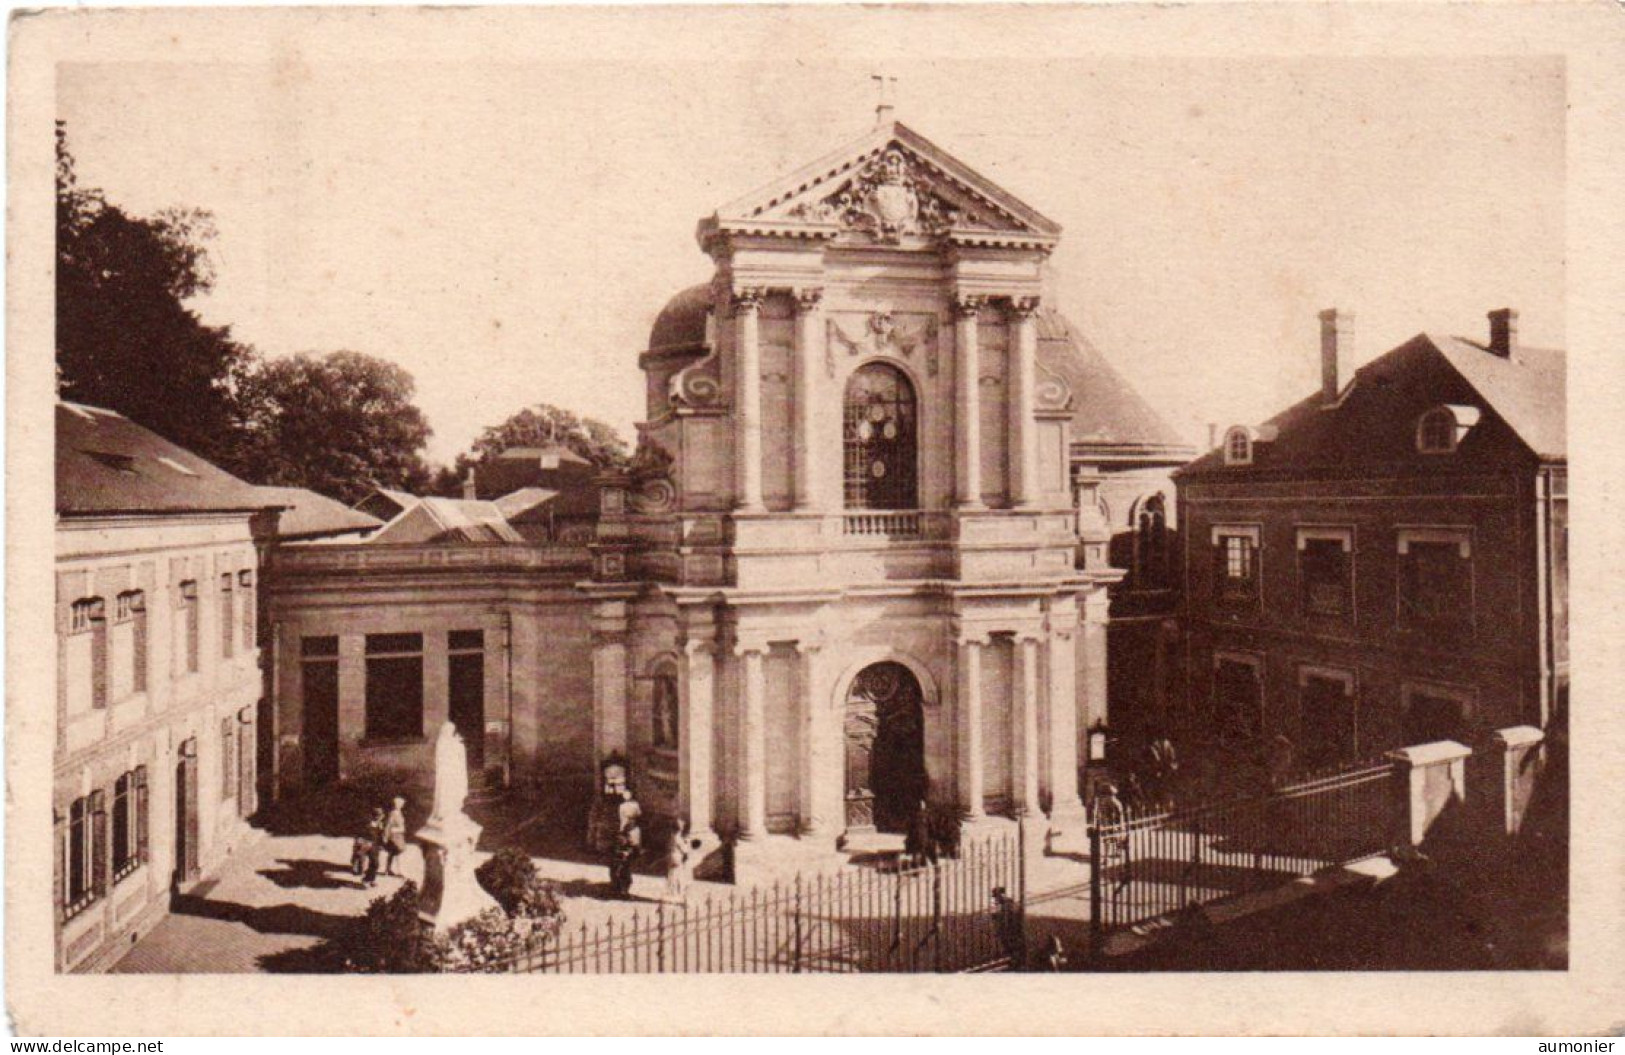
xmin=1088 ymin=818 xmax=1103 ymax=958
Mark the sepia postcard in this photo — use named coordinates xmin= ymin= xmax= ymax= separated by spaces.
xmin=7 ymin=1 xmax=1625 ymax=1037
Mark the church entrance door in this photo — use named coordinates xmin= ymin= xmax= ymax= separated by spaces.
xmin=844 ymin=661 xmax=927 ymax=834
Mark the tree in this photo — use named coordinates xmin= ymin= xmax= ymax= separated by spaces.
xmin=236 ymin=351 xmax=433 ymax=504
xmin=435 ymin=404 xmax=629 ymax=495
xmin=55 ymin=122 xmax=257 ymax=465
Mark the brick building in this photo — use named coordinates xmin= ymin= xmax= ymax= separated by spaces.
xmin=1176 ymin=309 xmax=1566 ymax=777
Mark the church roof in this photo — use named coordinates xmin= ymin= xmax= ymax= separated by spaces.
xmin=1037 ymin=309 xmax=1193 ymax=454
xmin=647 ymin=283 xmax=713 ymax=352
xmin=253 ymin=485 xmax=382 ymax=540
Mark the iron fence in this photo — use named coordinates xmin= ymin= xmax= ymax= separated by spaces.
xmin=1088 ymin=757 xmax=1396 ymax=940
xmin=496 ymin=832 xmax=1024 ymax=974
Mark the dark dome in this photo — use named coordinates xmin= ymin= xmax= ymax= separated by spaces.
xmin=1036 ymin=307 xmax=1189 ymax=450
xmin=648 ymin=283 xmax=713 ymax=352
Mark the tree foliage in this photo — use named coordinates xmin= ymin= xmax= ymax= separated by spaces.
xmin=236 ymin=350 xmax=434 ymax=504
xmin=433 ymin=404 xmax=629 ymax=495
xmin=55 ymin=121 xmax=257 ymax=465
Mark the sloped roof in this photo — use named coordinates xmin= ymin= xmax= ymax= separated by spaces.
xmin=1038 ymin=309 xmax=1191 ymax=452
xmin=254 ymin=486 xmax=382 ymax=540
xmin=369 ymin=496 xmax=526 ymax=545
xmin=57 ymin=402 xmax=279 ymax=517
xmin=1182 ymin=331 xmax=1566 ymax=476
xmin=495 ymin=445 xmax=591 ymax=466
xmin=1429 ymin=335 xmax=1565 ymax=461
xmin=493 ymin=487 xmax=557 ymax=520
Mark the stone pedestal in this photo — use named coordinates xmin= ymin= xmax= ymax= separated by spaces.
xmin=1041 ymin=802 xmax=1091 ymax=859
xmin=1386 ymin=739 xmax=1472 ymax=854
xmin=415 ymin=813 xmax=498 ymax=932
xmin=1490 ymin=725 xmax=1545 ymax=837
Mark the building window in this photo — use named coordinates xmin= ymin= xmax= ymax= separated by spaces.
xmin=1297 ymin=528 xmax=1353 ymax=618
xmin=63 ymin=791 xmax=105 ymax=920
xmin=65 ymin=598 xmax=105 ymax=716
xmin=111 ymin=767 xmax=148 ymax=884
xmin=1213 ymin=655 xmax=1263 ymax=747
xmin=113 ymin=591 xmax=148 ymax=697
xmin=1398 ymin=528 xmax=1472 ymax=632
xmin=651 ymin=669 xmax=679 ymax=751
xmin=220 ymin=573 xmax=235 ymax=659
xmin=238 ymin=570 xmax=256 ymax=650
xmin=1134 ymin=494 xmax=1170 ymax=589
xmin=843 ymin=362 xmax=918 ymax=510
xmin=365 ymin=633 xmax=424 ymax=741
xmin=1417 ymin=407 xmax=1457 ymax=453
xmin=1223 ymin=427 xmax=1252 ymax=466
xmin=1211 ymin=525 xmax=1260 ymax=606
xmin=1402 ymin=682 xmax=1473 ymax=746
xmin=1417 ymin=404 xmax=1479 ymax=455
xmin=1298 ymin=668 xmax=1357 ymax=768
xmin=179 ymin=580 xmax=199 ymax=674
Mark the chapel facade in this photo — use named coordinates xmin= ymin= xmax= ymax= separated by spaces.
xmin=265 ymin=116 xmax=1164 ymax=876
xmin=592 ymin=117 xmax=1121 ymax=866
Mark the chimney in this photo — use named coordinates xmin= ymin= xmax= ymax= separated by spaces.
xmin=1319 ymin=308 xmax=1353 ymax=405
xmin=1207 ymin=423 xmax=1218 ymax=451
xmin=462 ymin=467 xmax=477 ymax=501
xmin=1488 ymin=308 xmax=1519 ymax=359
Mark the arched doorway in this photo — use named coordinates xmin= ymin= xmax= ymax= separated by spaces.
xmin=844 ymin=661 xmax=927 ymax=833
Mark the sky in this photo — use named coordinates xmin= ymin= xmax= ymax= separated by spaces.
xmin=59 ymin=52 xmax=1564 ymax=465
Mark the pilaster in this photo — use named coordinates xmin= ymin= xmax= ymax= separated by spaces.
xmin=955 ymin=628 xmax=988 ymax=820
xmin=678 ymin=634 xmax=719 ymax=839
xmin=792 ymin=287 xmax=824 ymax=511
xmin=732 ymin=287 xmax=766 ymax=512
xmin=735 ymin=639 xmax=769 ymax=840
xmin=794 ymin=634 xmax=831 ymax=837
xmin=1009 ymin=297 xmax=1041 ymax=509
xmin=589 ymin=601 xmax=631 ymax=765
xmin=953 ymin=293 xmax=985 ymax=508
xmin=1012 ymin=631 xmax=1042 ymax=817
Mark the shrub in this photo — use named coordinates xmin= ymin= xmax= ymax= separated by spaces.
xmin=325 ymin=881 xmax=438 ymax=973
xmin=432 ymin=908 xmax=555 ymax=973
xmin=475 ymin=846 xmax=564 ymax=921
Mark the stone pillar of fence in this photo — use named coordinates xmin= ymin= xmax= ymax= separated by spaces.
xmin=1488 ymin=725 xmax=1545 ymax=837
xmin=1385 ymin=740 xmax=1472 ymax=854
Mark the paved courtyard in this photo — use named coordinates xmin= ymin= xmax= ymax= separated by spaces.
xmin=113 ymin=787 xmax=1097 ymax=973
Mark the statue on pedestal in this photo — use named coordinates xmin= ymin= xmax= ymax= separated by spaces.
xmin=415 ymin=722 xmax=499 ymax=931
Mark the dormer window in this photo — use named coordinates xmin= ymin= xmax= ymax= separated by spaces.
xmin=1224 ymin=427 xmax=1252 ymax=466
xmin=1417 ymin=404 xmax=1481 ymax=454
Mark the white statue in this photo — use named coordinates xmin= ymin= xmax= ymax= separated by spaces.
xmin=429 ymin=722 xmax=470 ymax=827
xmin=417 ymin=721 xmax=496 ymax=930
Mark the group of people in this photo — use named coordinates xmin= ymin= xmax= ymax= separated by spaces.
xmin=352 ymin=796 xmax=409 ymax=888
xmin=601 ymin=786 xmax=699 ymax=904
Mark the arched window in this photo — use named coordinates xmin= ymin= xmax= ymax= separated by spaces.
xmin=1417 ymin=406 xmax=1458 ymax=453
xmin=651 ymin=669 xmax=679 ymax=751
xmin=1134 ymin=494 xmax=1169 ymax=588
xmin=1223 ymin=427 xmax=1252 ymax=466
xmin=843 ymin=362 xmax=918 ymax=509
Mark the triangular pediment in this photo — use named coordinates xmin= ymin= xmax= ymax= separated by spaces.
xmin=709 ymin=122 xmax=1061 ymax=247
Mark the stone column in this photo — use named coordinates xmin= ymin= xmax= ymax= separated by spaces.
xmin=736 ymin=642 xmax=769 ymax=840
xmin=679 ymin=637 xmax=718 ymax=838
xmin=953 ymin=294 xmax=985 ymax=508
xmin=1008 ymin=297 xmax=1041 ymax=509
xmin=1045 ymin=623 xmax=1083 ymax=815
xmin=733 ymin=287 xmax=766 ymax=512
xmin=1013 ymin=633 xmax=1042 ymax=816
xmin=792 ymin=288 xmax=824 ymax=512
xmin=956 ymin=634 xmax=987 ymax=820
xmin=796 ymin=636 xmax=829 ymax=837
xmin=590 ymin=602 xmax=629 ymax=764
